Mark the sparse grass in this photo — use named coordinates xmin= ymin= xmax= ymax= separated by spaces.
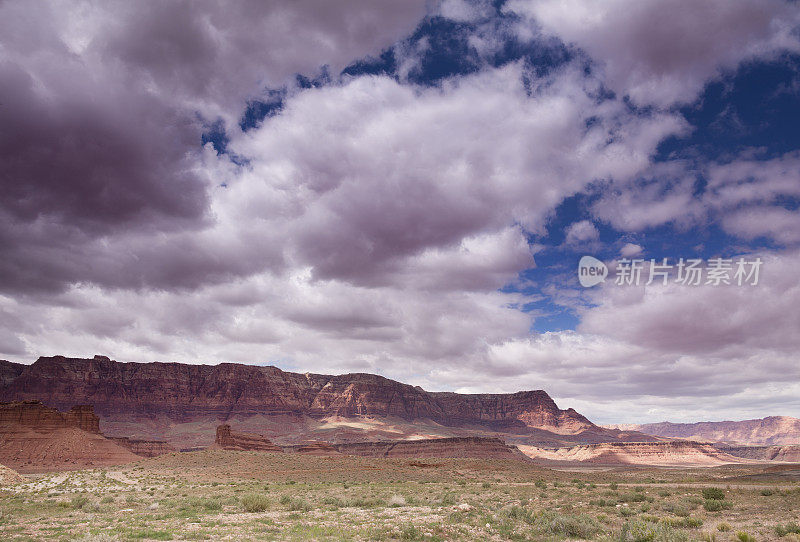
xmin=1 ymin=452 xmax=797 ymax=541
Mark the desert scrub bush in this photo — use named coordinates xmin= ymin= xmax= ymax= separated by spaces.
xmin=620 ymin=507 xmax=636 ymax=517
xmin=699 ymin=533 xmax=716 ymax=542
xmin=186 ymin=497 xmax=222 ymax=512
xmin=736 ymin=532 xmax=756 ymax=542
xmin=71 ymin=495 xmax=90 ymax=509
xmin=620 ymin=492 xmax=650 ymax=503
xmin=590 ymin=498 xmax=617 ymax=507
xmin=399 ymin=525 xmax=423 ymax=540
xmin=777 ymin=523 xmax=800 ymax=537
xmin=661 ymin=502 xmax=690 ymax=517
xmin=535 ymin=479 xmax=547 ymax=489
xmin=703 ymin=499 xmax=732 ymax=512
xmin=534 ymin=511 xmax=602 ymax=539
xmin=618 ymin=519 xmax=688 ymax=542
xmin=506 ymin=505 xmax=534 ymax=523
xmin=100 ymin=495 xmax=115 ymax=504
xmin=761 ymin=489 xmax=774 ymax=496
xmin=701 ymin=488 xmax=725 ymax=501
xmin=609 ymin=482 xmax=619 ymax=490
xmin=240 ymin=493 xmax=270 ymax=513
xmin=717 ymin=523 xmax=731 ymax=532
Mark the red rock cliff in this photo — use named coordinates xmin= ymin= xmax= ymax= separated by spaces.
xmin=0 ymin=400 xmax=100 ymax=433
xmin=0 ymin=355 xmax=595 ymax=433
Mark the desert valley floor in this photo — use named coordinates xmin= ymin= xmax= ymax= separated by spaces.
xmin=2 ymin=451 xmax=800 ymax=541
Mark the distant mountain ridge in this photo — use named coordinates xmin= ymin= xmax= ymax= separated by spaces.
xmin=606 ymin=416 xmax=800 ymax=446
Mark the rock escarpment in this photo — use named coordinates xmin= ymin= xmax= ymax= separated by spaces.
xmin=519 ymin=440 xmax=747 ymax=466
xmin=221 ymin=424 xmax=528 ymax=460
xmin=0 ymin=356 xmax=600 ymax=434
xmin=717 ymin=444 xmax=800 ymax=462
xmin=214 ymin=424 xmax=282 ymax=452
xmin=334 ymin=436 xmax=528 ymax=460
xmin=108 ymin=437 xmax=175 ymax=457
xmin=607 ymin=416 xmax=800 ymax=446
xmin=0 ymin=401 xmax=139 ymax=472
xmin=0 ymin=400 xmax=100 ymax=434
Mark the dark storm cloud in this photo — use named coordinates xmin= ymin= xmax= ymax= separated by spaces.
xmin=0 ymin=0 xmax=427 ymax=293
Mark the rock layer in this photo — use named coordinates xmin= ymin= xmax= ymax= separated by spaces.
xmin=214 ymin=424 xmax=282 ymax=452
xmin=108 ymin=437 xmax=175 ymax=457
xmin=717 ymin=444 xmax=800 ymax=462
xmin=607 ymin=417 xmax=800 ymax=446
xmin=334 ymin=436 xmax=528 ymax=460
xmin=0 ymin=356 xmax=598 ymax=432
xmin=0 ymin=401 xmax=139 ymax=472
xmin=519 ymin=440 xmax=748 ymax=466
xmin=0 ymin=400 xmax=100 ymax=434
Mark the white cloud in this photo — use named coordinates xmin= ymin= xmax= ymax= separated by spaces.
xmin=620 ymin=243 xmax=643 ymax=257
xmin=564 ymin=220 xmax=599 ymax=247
xmin=506 ymin=0 xmax=800 ymax=107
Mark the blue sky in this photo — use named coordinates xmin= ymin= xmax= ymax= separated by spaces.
xmin=2 ymin=0 xmax=800 ymax=424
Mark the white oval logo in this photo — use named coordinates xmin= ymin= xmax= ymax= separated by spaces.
xmin=578 ymin=256 xmax=607 ymax=287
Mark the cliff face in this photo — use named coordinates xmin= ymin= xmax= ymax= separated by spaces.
xmin=717 ymin=444 xmax=800 ymax=462
xmin=520 ymin=440 xmax=746 ymax=466
xmin=333 ymin=436 xmax=527 ymax=460
xmin=0 ymin=356 xmax=595 ymax=433
xmin=0 ymin=401 xmax=139 ymax=472
xmin=214 ymin=424 xmax=282 ymax=452
xmin=609 ymin=417 xmax=800 ymax=446
xmin=0 ymin=400 xmax=100 ymax=434
xmin=108 ymin=437 xmax=175 ymax=457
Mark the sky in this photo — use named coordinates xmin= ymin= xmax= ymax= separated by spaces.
xmin=1 ymin=0 xmax=800 ymax=424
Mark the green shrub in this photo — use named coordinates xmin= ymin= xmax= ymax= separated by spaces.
xmin=240 ymin=493 xmax=270 ymax=513
xmin=535 ymin=479 xmax=547 ymax=489
xmin=760 ymin=489 xmax=774 ymax=496
xmin=701 ymin=488 xmax=725 ymax=501
xmin=717 ymin=523 xmax=731 ymax=532
xmin=736 ymin=532 xmax=756 ymax=542
xmin=619 ymin=519 xmax=688 ymax=542
xmin=703 ymin=499 xmax=732 ymax=512
xmin=70 ymin=495 xmax=89 ymax=509
xmin=776 ymin=523 xmax=800 ymax=537
xmin=535 ymin=511 xmax=602 ymax=539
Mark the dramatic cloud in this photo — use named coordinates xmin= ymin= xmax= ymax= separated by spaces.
xmin=2 ymin=0 xmax=799 ymax=424
xmin=506 ymin=0 xmax=800 ymax=106
xmin=0 ymin=0 xmax=427 ymax=291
